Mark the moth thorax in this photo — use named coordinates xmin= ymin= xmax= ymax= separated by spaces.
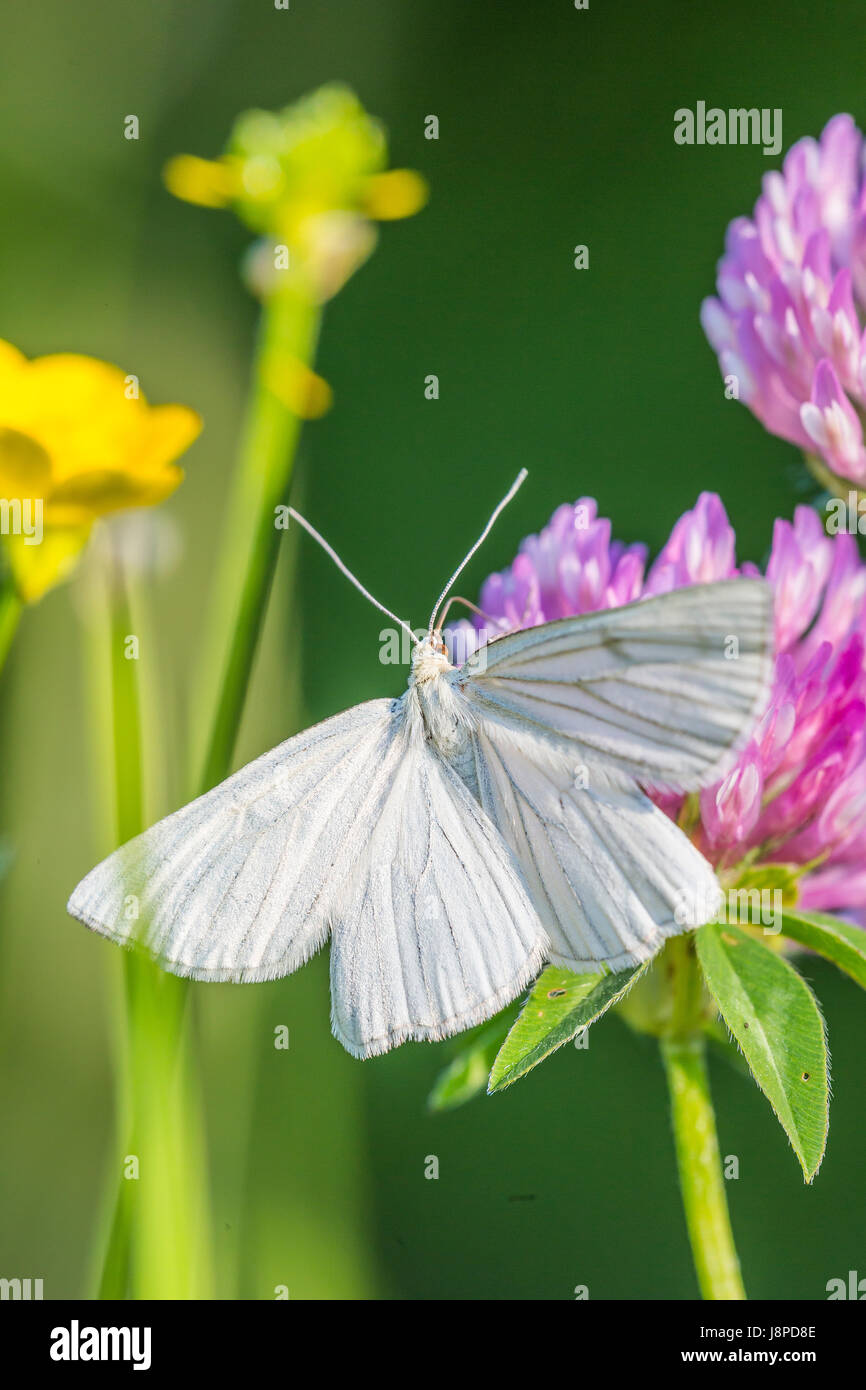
xmin=409 ymin=666 xmax=468 ymax=760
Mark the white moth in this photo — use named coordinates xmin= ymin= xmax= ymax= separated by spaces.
xmin=68 ymin=472 xmax=773 ymax=1058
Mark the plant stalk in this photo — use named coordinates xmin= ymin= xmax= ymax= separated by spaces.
xmin=95 ymin=558 xmax=212 ymax=1298
xmin=195 ymin=287 xmax=321 ymax=796
xmin=661 ymin=935 xmax=746 ymax=1301
xmin=0 ymin=576 xmax=22 ymax=672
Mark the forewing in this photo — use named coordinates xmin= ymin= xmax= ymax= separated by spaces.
xmin=67 ymin=699 xmax=402 ymax=981
xmin=329 ymin=730 xmax=548 ymax=1058
xmin=457 ymin=578 xmax=773 ymax=792
xmin=468 ymin=724 xmax=723 ymax=971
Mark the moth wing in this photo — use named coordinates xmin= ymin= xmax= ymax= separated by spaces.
xmin=328 ymin=727 xmax=548 ymax=1058
xmin=467 ymin=723 xmax=722 ymax=972
xmin=67 ymin=699 xmax=404 ymax=981
xmin=457 ymin=578 xmax=773 ymax=793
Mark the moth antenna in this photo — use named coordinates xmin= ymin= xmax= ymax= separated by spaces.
xmin=288 ymin=507 xmax=419 ymax=647
xmin=434 ymin=595 xmax=505 ymax=631
xmin=428 ymin=468 xmax=528 ymax=636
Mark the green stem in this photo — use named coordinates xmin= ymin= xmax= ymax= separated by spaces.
xmin=0 ymin=577 xmax=22 ymax=672
xmin=125 ymin=962 xmax=211 ymax=1298
xmin=95 ymin=560 xmax=212 ymax=1299
xmin=660 ymin=936 xmax=746 ymax=1301
xmin=95 ymin=1169 xmax=133 ymax=1298
xmin=109 ymin=567 xmax=144 ymax=844
xmin=93 ymin=567 xmax=142 ymax=1299
xmin=662 ymin=1038 xmax=745 ymax=1300
xmin=195 ymin=288 xmax=321 ymax=796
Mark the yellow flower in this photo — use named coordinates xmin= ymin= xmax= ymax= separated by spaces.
xmin=0 ymin=341 xmax=200 ymax=601
xmin=164 ymin=84 xmax=427 ymax=303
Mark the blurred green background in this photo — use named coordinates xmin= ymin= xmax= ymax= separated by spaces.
xmin=1 ymin=0 xmax=864 ymax=1300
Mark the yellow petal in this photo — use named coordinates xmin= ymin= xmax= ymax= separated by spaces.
xmin=137 ymin=404 xmax=202 ymax=471
xmin=2 ymin=525 xmax=91 ymax=602
xmin=8 ymin=357 xmax=138 ymax=485
xmin=163 ymin=154 xmax=239 ymax=208
xmin=25 ymin=352 xmax=133 ymax=403
xmin=49 ymin=464 xmax=184 ymax=520
xmin=362 ymin=169 xmax=428 ymax=220
xmin=264 ymin=359 xmax=333 ymax=419
xmin=8 ymin=362 xmax=199 ymax=495
xmin=0 ymin=342 xmax=197 ymax=533
xmin=0 ymin=428 xmax=52 ymax=496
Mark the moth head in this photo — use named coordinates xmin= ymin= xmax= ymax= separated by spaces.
xmin=411 ymin=632 xmax=452 ymax=682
